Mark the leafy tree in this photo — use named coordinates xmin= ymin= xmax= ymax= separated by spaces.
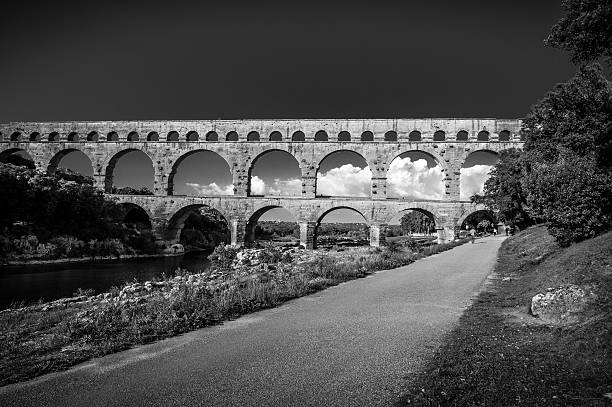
xmin=472 ymin=149 xmax=534 ymax=229
xmin=522 ymin=64 xmax=612 ymax=168
xmin=400 ymin=211 xmax=434 ymax=235
xmin=523 ymin=154 xmax=612 ymax=245
xmin=545 ymin=0 xmax=612 ymax=67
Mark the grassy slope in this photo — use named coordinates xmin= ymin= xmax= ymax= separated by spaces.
xmin=398 ymin=225 xmax=612 ymax=406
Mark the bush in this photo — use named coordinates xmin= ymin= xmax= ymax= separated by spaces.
xmin=208 ymin=244 xmax=238 ymax=271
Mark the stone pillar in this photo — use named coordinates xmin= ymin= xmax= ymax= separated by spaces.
xmin=370 ymin=224 xmax=387 ymax=247
xmin=443 ymin=163 xmax=461 ymax=201
xmin=301 ymin=165 xmax=317 ymax=198
xmin=93 ymin=171 xmax=106 ymax=192
xmin=232 ymin=167 xmax=248 ymax=197
xmin=153 ymin=169 xmax=168 ymax=196
xmin=299 ymin=221 xmax=316 ymax=249
xmin=151 ymin=217 xmax=172 ymax=247
xmin=230 ymin=218 xmax=247 ymax=247
xmin=436 ymin=226 xmax=456 ymax=244
xmin=371 ymin=176 xmax=387 ymax=200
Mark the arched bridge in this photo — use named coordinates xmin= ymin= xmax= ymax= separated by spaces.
xmin=0 ymin=118 xmax=523 ymax=248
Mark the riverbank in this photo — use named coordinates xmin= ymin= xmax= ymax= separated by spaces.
xmin=398 ymin=225 xmax=612 ymax=406
xmin=0 ymin=239 xmax=468 ymax=386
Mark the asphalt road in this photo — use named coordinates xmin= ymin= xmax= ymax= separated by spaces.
xmin=1 ymin=237 xmax=505 ymax=407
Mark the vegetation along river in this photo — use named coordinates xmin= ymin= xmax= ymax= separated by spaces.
xmin=0 ymin=253 xmax=211 ymax=310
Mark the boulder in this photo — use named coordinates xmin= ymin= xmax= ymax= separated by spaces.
xmin=531 ymin=284 xmax=598 ymax=324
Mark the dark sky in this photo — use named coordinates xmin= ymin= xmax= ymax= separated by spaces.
xmin=0 ymin=0 xmax=575 ymax=123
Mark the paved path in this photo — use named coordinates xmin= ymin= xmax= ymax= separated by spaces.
xmin=1 ymin=237 xmax=505 ymax=407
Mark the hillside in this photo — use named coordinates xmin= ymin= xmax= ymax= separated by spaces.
xmin=399 ymin=225 xmax=612 ymax=406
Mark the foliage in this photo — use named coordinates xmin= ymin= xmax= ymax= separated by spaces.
xmin=111 ymin=186 xmax=153 ymax=195
xmin=545 ymin=0 xmax=612 ymax=67
xmin=472 ymin=149 xmax=534 ymax=229
xmin=400 ymin=211 xmax=435 ymax=235
xmin=207 ymin=244 xmax=238 ymax=272
xmin=180 ymin=208 xmax=229 ymax=251
xmin=523 ymin=155 xmax=612 ymax=246
xmin=0 ymin=163 xmax=158 ymax=260
xmin=522 ymin=64 xmax=612 ymax=169
xmin=254 ymin=221 xmax=299 ymax=241
xmin=521 ymin=65 xmax=612 ymax=245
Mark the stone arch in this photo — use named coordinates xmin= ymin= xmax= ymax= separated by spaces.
xmin=361 ymin=131 xmax=374 ymax=141
xmin=314 ymin=130 xmax=328 ymax=141
xmin=313 ymin=206 xmax=371 ymax=248
xmin=67 ymin=132 xmax=79 ymax=142
xmin=456 ymin=130 xmax=469 ymax=141
xmin=456 ymin=207 xmax=497 ymax=231
xmin=460 ymin=148 xmax=500 ymax=167
xmin=244 ymin=205 xmax=298 ymax=247
xmin=185 ymin=131 xmax=199 ymax=142
xmin=127 ymin=131 xmax=140 ymax=142
xmin=460 ymin=149 xmax=499 ymax=200
xmin=0 ymin=148 xmax=34 ymax=167
xmin=385 ymin=204 xmax=441 ymax=226
xmin=338 ymin=131 xmax=351 ymax=142
xmin=47 ymin=148 xmax=94 ymax=175
xmin=48 ymin=132 xmax=60 ymax=142
xmin=107 ymin=131 xmax=119 ymax=142
xmin=433 ymin=130 xmax=446 ymax=141
xmin=477 ymin=130 xmax=490 ymax=141
xmin=247 ymin=131 xmax=260 ymax=141
xmin=498 ymin=130 xmax=511 ymax=141
xmin=384 ymin=131 xmax=398 ymax=142
xmin=408 ymin=130 xmax=421 ymax=142
xmin=247 ymin=148 xmax=301 ymax=197
xmin=29 ymin=132 xmax=41 ymax=142
xmin=167 ymin=131 xmax=179 ymax=142
xmin=116 ymin=202 xmax=153 ymax=229
xmin=206 ymin=131 xmax=218 ymax=141
xmin=386 ymin=149 xmax=446 ymax=200
xmin=385 ymin=148 xmax=446 ymax=173
xmin=147 ymin=131 xmax=159 ymax=141
xmin=10 ymin=132 xmax=22 ymax=142
xmin=167 ymin=149 xmax=232 ymax=195
xmin=226 ymin=131 xmax=239 ymax=141
xmin=315 ymin=149 xmax=372 ymax=197
xmin=104 ymin=148 xmax=154 ymax=193
xmin=292 ymin=131 xmax=305 ymax=141
xmin=269 ymin=131 xmax=283 ymax=141
xmin=87 ymin=131 xmax=99 ymax=142
xmin=164 ymin=203 xmax=230 ymax=243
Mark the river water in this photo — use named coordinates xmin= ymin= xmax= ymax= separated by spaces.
xmin=0 ymin=253 xmax=211 ymax=310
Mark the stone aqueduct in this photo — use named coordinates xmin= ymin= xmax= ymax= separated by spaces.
xmin=0 ymin=118 xmax=523 ymax=248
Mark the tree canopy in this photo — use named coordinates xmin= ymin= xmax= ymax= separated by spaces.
xmin=545 ymin=0 xmax=612 ymax=67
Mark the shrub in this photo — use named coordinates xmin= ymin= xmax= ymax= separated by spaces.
xmin=208 ymin=244 xmax=238 ymax=271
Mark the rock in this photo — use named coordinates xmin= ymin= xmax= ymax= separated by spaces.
xmin=531 ymin=284 xmax=598 ymax=324
xmin=163 ymin=243 xmax=184 ymax=254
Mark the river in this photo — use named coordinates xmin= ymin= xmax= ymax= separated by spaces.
xmin=0 ymin=253 xmax=211 ymax=310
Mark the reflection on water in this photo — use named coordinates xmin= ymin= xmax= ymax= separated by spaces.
xmin=0 ymin=253 xmax=211 ymax=309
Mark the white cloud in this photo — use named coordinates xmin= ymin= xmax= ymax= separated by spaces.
xmin=250 ymin=176 xmax=301 ymax=196
xmin=460 ymin=165 xmax=492 ymax=199
xmin=387 ymin=157 xmax=444 ymax=200
xmin=250 ymin=176 xmax=266 ymax=195
xmin=186 ymin=182 xmax=234 ymax=195
xmin=317 ymin=164 xmax=371 ymax=197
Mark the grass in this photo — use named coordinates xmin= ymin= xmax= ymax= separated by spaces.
xmin=397 ymin=225 xmax=612 ymax=406
xmin=0 ymin=238 xmax=469 ymax=387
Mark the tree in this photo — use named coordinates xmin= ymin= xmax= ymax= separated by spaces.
xmin=522 ymin=64 xmax=612 ymax=169
xmin=545 ymin=0 xmax=612 ymax=67
xmin=400 ymin=211 xmax=434 ymax=235
xmin=472 ymin=149 xmax=534 ymax=229
xmin=521 ymin=64 xmax=612 ymax=245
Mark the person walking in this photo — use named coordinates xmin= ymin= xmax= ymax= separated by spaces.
xmin=470 ymin=227 xmax=476 ymax=243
